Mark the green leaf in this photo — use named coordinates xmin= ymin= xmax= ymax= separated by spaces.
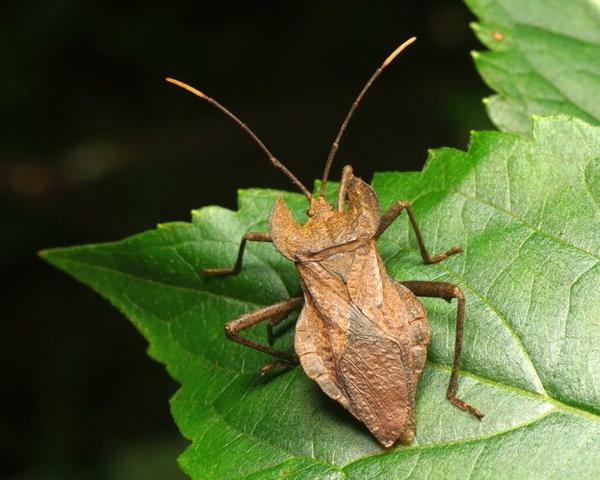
xmin=41 ymin=116 xmax=600 ymax=479
xmin=466 ymin=0 xmax=600 ymax=133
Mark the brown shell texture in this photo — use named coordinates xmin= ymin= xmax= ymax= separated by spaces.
xmin=270 ymin=175 xmax=430 ymax=447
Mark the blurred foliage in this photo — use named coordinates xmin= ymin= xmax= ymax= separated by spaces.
xmin=1 ymin=0 xmax=493 ymax=478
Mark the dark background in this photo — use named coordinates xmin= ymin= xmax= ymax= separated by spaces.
xmin=1 ymin=1 xmax=492 ymax=478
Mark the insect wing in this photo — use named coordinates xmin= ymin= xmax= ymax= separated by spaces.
xmin=295 ymin=245 xmax=429 ymax=446
xmin=338 ymin=331 xmax=416 ymax=446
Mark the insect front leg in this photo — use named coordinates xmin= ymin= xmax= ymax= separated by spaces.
xmin=337 ymin=164 xmax=354 ymax=211
xmin=204 ymin=232 xmax=271 ymax=276
xmin=400 ymin=280 xmax=484 ymax=420
xmin=226 ymin=297 xmax=303 ymax=374
xmin=376 ymin=201 xmax=462 ymax=263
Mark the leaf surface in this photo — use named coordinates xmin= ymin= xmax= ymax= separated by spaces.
xmin=42 ymin=117 xmax=600 ymax=479
xmin=466 ymin=0 xmax=600 ymax=133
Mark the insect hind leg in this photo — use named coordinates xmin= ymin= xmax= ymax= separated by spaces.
xmin=267 ymin=310 xmax=292 ymax=346
xmin=401 ymin=280 xmax=484 ymax=420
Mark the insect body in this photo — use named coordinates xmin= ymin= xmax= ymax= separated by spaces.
xmin=167 ymin=37 xmax=482 ymax=448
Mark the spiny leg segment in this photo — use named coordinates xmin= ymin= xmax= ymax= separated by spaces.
xmin=337 ymin=165 xmax=354 ymax=211
xmin=376 ymin=200 xmax=462 ymax=263
xmin=203 ymin=232 xmax=271 ymax=277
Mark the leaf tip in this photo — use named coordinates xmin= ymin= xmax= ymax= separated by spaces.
xmin=37 ymin=247 xmax=65 ymax=269
xmin=470 ymin=50 xmax=481 ymax=59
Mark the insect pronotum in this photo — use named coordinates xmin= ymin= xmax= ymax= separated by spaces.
xmin=166 ymin=36 xmax=483 ymax=447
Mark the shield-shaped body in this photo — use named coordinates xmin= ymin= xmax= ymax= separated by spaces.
xmin=269 ymin=174 xmax=430 ymax=446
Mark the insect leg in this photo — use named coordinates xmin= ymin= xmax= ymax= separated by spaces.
xmin=226 ymin=297 xmax=303 ymax=372
xmin=204 ymin=232 xmax=271 ymax=276
xmin=267 ymin=310 xmax=292 ymax=346
xmin=376 ymin=201 xmax=462 ymax=263
xmin=337 ymin=165 xmax=354 ymax=211
xmin=400 ymin=280 xmax=484 ymax=420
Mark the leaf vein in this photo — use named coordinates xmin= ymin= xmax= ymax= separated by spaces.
xmin=455 ymin=190 xmax=600 ymax=260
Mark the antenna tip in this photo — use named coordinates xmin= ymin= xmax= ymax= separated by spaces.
xmin=165 ymin=77 xmax=208 ymax=99
xmin=382 ymin=36 xmax=417 ymax=68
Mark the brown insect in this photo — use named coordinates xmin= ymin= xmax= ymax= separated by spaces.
xmin=166 ymin=36 xmax=483 ymax=448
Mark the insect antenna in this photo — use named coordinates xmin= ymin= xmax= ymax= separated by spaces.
xmin=319 ymin=36 xmax=416 ymax=196
xmin=165 ymin=77 xmax=312 ymax=200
